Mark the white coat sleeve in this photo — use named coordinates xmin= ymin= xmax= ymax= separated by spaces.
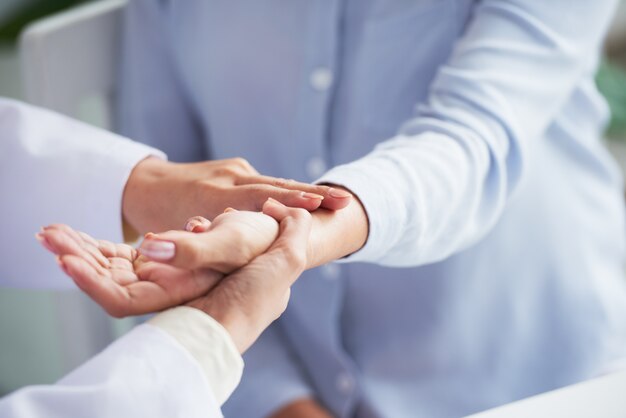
xmin=0 ymin=98 xmax=165 ymax=289
xmin=318 ymin=0 xmax=618 ymax=267
xmin=0 ymin=307 xmax=244 ymax=418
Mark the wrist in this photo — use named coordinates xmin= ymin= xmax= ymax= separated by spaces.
xmin=122 ymin=156 xmax=171 ymax=234
xmin=186 ymin=296 xmax=250 ymax=353
xmin=306 ymin=186 xmax=368 ymax=268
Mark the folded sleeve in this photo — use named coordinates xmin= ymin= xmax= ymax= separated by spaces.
xmin=149 ymin=306 xmax=244 ymax=406
xmin=318 ymin=0 xmax=617 ymax=266
xmin=0 ymin=98 xmax=165 ymax=288
xmin=0 ymin=323 xmax=222 ymax=418
xmin=222 ymin=323 xmax=314 ymax=418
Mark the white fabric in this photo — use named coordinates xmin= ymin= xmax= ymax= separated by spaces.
xmin=0 ymin=97 xmax=164 ymax=289
xmin=149 ymin=306 xmax=244 ymax=405
xmin=0 ymin=324 xmax=223 ymax=418
xmin=0 ymin=98 xmax=239 ymax=417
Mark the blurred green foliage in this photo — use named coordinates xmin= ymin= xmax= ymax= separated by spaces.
xmin=597 ymin=60 xmax=626 ymax=138
xmin=0 ymin=0 xmax=87 ymax=42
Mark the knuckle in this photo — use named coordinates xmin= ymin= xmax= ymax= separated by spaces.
xmin=271 ymin=177 xmax=290 ymax=188
xmin=213 ymin=167 xmax=238 ymax=178
xmin=229 ymin=158 xmax=255 ymax=173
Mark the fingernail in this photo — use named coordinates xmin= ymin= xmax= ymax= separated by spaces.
xmin=191 ymin=225 xmax=205 ymax=233
xmin=328 ymin=188 xmax=352 ymax=199
xmin=302 ymin=192 xmax=324 ymax=200
xmin=56 ymin=256 xmax=69 ymax=275
xmin=224 ymin=207 xmax=237 ymax=213
xmin=144 ymin=232 xmax=157 ymax=239
xmin=139 ymin=240 xmax=176 ymax=261
xmin=35 ymin=233 xmax=55 ymax=253
xmin=184 ymin=220 xmax=200 ymax=232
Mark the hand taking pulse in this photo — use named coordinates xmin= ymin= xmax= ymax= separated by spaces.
xmin=37 ymin=205 xmax=282 ymax=317
xmin=122 ymin=157 xmax=352 ymax=235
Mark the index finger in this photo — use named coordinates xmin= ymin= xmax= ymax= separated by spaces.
xmin=237 ymin=175 xmax=352 ymax=210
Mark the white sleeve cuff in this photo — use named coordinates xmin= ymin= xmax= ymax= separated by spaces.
xmin=316 ymin=156 xmax=408 ymax=264
xmin=148 ymin=306 xmax=244 ymax=406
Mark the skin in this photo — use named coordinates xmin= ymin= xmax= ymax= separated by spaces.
xmin=140 ymin=191 xmax=369 ymax=272
xmin=122 ymin=157 xmax=352 ymax=234
xmin=37 ymin=210 xmax=279 ymax=318
xmin=38 ymin=200 xmax=312 ymax=354
xmin=49 ymin=155 xmax=369 ymax=416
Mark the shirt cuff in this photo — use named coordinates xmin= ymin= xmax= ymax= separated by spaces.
xmin=316 ymin=158 xmax=407 ymax=264
xmin=148 ymin=306 xmax=244 ymax=406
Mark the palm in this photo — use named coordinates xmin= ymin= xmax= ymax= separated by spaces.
xmin=39 ymin=224 xmax=221 ymax=317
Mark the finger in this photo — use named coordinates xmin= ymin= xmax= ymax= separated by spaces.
xmin=36 ymin=232 xmax=56 ymax=254
xmin=44 ymin=225 xmax=111 ymax=269
xmin=41 ymin=229 xmax=108 ymax=274
xmin=184 ymin=216 xmax=212 ymax=233
xmin=59 ymin=255 xmax=133 ymax=318
xmin=139 ymin=229 xmax=239 ymax=271
xmin=137 ymin=263 xmax=223 ymax=302
xmin=239 ymin=184 xmax=325 ymax=212
xmin=237 ymin=175 xmax=352 ymax=210
xmin=260 ymin=199 xmax=312 ymax=277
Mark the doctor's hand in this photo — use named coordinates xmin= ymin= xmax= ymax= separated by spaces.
xmin=186 ymin=199 xmax=311 ymax=353
xmin=122 ymin=157 xmax=352 ymax=235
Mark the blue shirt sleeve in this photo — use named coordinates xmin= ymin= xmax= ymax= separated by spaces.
xmin=319 ymin=0 xmax=618 ymax=267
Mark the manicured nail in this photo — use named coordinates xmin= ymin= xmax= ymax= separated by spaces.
xmin=224 ymin=207 xmax=237 ymax=213
xmin=302 ymin=192 xmax=324 ymax=200
xmin=139 ymin=240 xmax=176 ymax=261
xmin=328 ymin=188 xmax=352 ymax=198
xmin=144 ymin=232 xmax=157 ymax=239
xmin=35 ymin=233 xmax=55 ymax=253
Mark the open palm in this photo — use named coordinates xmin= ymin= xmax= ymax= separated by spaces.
xmin=37 ymin=224 xmax=222 ymax=317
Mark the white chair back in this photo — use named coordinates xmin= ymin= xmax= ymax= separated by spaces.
xmin=18 ymin=0 xmax=130 ymax=373
xmin=20 ymin=0 xmax=126 ymax=128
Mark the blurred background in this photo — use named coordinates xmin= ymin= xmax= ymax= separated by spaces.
xmin=2 ymin=0 xmax=626 ymax=396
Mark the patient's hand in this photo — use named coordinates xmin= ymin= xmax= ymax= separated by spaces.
xmin=37 ymin=224 xmax=222 ymax=317
xmin=138 ymin=209 xmax=279 ymax=273
xmin=37 ymin=210 xmax=280 ymax=317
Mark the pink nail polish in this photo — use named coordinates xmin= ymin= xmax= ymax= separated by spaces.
xmin=302 ymin=192 xmax=324 ymax=200
xmin=139 ymin=240 xmax=176 ymax=261
xmin=328 ymin=188 xmax=352 ymax=199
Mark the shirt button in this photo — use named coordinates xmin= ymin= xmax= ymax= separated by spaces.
xmin=310 ymin=67 xmax=333 ymax=91
xmin=336 ymin=373 xmax=354 ymax=395
xmin=322 ymin=263 xmax=341 ymax=280
xmin=306 ymin=157 xmax=327 ymax=179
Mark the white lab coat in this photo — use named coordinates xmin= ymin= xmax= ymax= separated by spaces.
xmin=0 ymin=98 xmax=223 ymax=417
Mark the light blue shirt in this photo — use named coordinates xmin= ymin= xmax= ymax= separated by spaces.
xmin=119 ymin=1 xmax=626 ymax=416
